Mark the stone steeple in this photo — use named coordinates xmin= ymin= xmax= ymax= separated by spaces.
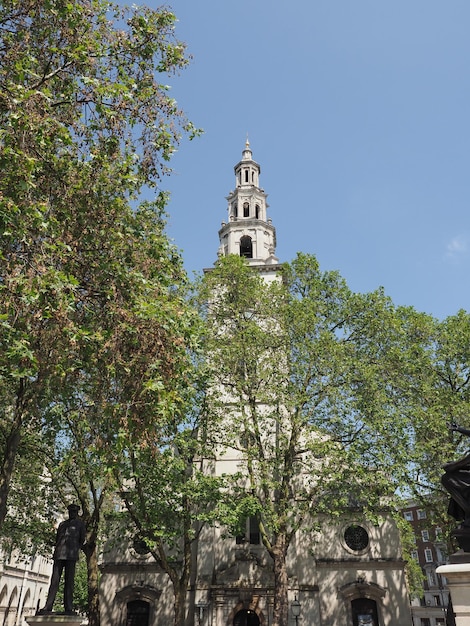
xmin=217 ymin=140 xmax=279 ymax=270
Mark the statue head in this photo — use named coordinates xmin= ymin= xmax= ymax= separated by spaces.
xmin=67 ymin=504 xmax=80 ymax=518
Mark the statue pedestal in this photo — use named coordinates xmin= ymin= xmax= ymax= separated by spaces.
xmin=26 ymin=615 xmax=84 ymax=626
xmin=437 ymin=555 xmax=470 ymax=625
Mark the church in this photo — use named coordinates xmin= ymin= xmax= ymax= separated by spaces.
xmin=99 ymin=142 xmax=413 ymax=626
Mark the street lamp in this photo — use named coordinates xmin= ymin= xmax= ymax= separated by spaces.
xmin=291 ymin=595 xmax=301 ymax=626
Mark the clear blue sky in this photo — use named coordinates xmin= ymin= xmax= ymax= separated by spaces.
xmin=147 ymin=0 xmax=470 ymax=320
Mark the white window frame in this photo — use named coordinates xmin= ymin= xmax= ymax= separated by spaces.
xmin=424 ymin=548 xmax=433 ymax=563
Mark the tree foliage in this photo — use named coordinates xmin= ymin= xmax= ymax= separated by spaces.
xmin=198 ymin=253 xmax=437 ymax=626
xmin=0 ymin=0 xmax=195 ymax=524
xmin=111 ymin=418 xmax=224 ymax=626
xmin=400 ymin=309 xmax=470 ymax=560
xmin=0 ymin=0 xmax=199 ymax=623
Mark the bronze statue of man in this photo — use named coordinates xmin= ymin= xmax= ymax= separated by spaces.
xmin=39 ymin=504 xmax=86 ymax=614
xmin=442 ymin=424 xmax=470 ymax=532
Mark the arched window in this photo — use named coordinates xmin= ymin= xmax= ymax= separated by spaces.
xmin=243 ymin=202 xmax=249 ymax=217
xmin=255 ymin=204 xmax=260 ymax=219
xmin=126 ymin=600 xmax=150 ymax=626
xmin=5 ymin=588 xmax=18 ymax=626
xmin=240 ymin=236 xmax=253 ymax=259
xmin=20 ymin=589 xmax=31 ymax=621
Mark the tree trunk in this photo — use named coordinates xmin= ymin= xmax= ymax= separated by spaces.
xmin=0 ymin=380 xmax=27 ymax=531
xmin=83 ymin=537 xmax=100 ymax=626
xmin=173 ymin=583 xmax=187 ymax=626
xmin=271 ymin=534 xmax=289 ymax=626
xmin=0 ymin=426 xmax=21 ymax=530
xmin=171 ymin=540 xmax=192 ymax=626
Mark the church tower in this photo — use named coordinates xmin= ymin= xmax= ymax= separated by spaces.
xmin=98 ymin=142 xmax=414 ymax=626
xmin=217 ymin=140 xmax=280 ymax=278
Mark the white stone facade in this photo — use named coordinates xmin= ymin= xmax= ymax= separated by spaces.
xmin=0 ymin=549 xmax=52 ymax=626
xmin=100 ymin=513 xmax=412 ymax=626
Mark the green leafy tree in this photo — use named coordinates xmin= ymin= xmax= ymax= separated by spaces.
xmin=90 ymin=288 xmax=224 ymax=626
xmin=112 ymin=421 xmax=224 ymax=626
xmin=0 ymin=0 xmax=196 ymax=530
xmin=401 ymin=309 xmax=470 ymax=557
xmin=37 ymin=199 xmax=199 ymax=626
xmin=0 ymin=0 xmax=199 ymax=623
xmin=198 ymin=253 xmax=432 ymax=626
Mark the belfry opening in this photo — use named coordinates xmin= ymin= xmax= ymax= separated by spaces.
xmin=240 ymin=236 xmax=253 ymax=258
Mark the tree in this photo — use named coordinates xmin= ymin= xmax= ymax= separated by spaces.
xmin=0 ymin=1 xmax=199 ymax=622
xmin=0 ymin=0 xmax=196 ymax=532
xmin=112 ymin=422 xmax=224 ymax=626
xmin=36 ymin=195 xmax=199 ymax=625
xmin=199 ymin=253 xmax=431 ymax=626
xmin=401 ymin=309 xmax=470 ymax=556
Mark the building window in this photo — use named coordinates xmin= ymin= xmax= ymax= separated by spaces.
xmin=417 ymin=509 xmax=427 ymax=519
xmin=344 ymin=525 xmax=369 ymax=552
xmin=233 ymin=203 xmax=238 ymax=217
xmin=421 ymin=529 xmax=430 ymax=541
xmin=243 ymin=202 xmax=249 ymax=217
xmin=421 ymin=619 xmax=430 ymax=626
xmin=411 ymin=550 xmax=419 ymax=560
xmin=240 ymin=236 xmax=253 ymax=258
xmin=435 ymin=546 xmax=446 ymax=563
xmin=434 ymin=595 xmax=441 ymax=606
xmin=424 ymin=548 xmax=433 ymax=563
xmin=245 ymin=170 xmax=249 ymax=182
xmin=132 ymin=537 xmax=150 ymax=556
xmin=435 ymin=526 xmax=442 ymax=540
xmin=236 ymin=516 xmax=260 ymax=545
xmin=404 ymin=511 xmax=413 ymax=521
xmin=255 ymin=204 xmax=260 ymax=219
xmin=249 ymin=516 xmax=260 ymax=544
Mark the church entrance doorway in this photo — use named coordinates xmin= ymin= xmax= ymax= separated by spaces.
xmin=351 ymin=597 xmax=379 ymax=626
xmin=126 ymin=599 xmax=150 ymax=626
xmin=233 ymin=609 xmax=260 ymax=626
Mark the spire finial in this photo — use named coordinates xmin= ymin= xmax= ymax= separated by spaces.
xmin=242 ymin=135 xmax=252 ymax=161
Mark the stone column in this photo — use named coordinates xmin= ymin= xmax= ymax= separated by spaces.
xmin=437 ymin=555 xmax=470 ymax=626
xmin=214 ymin=592 xmax=225 ymax=626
